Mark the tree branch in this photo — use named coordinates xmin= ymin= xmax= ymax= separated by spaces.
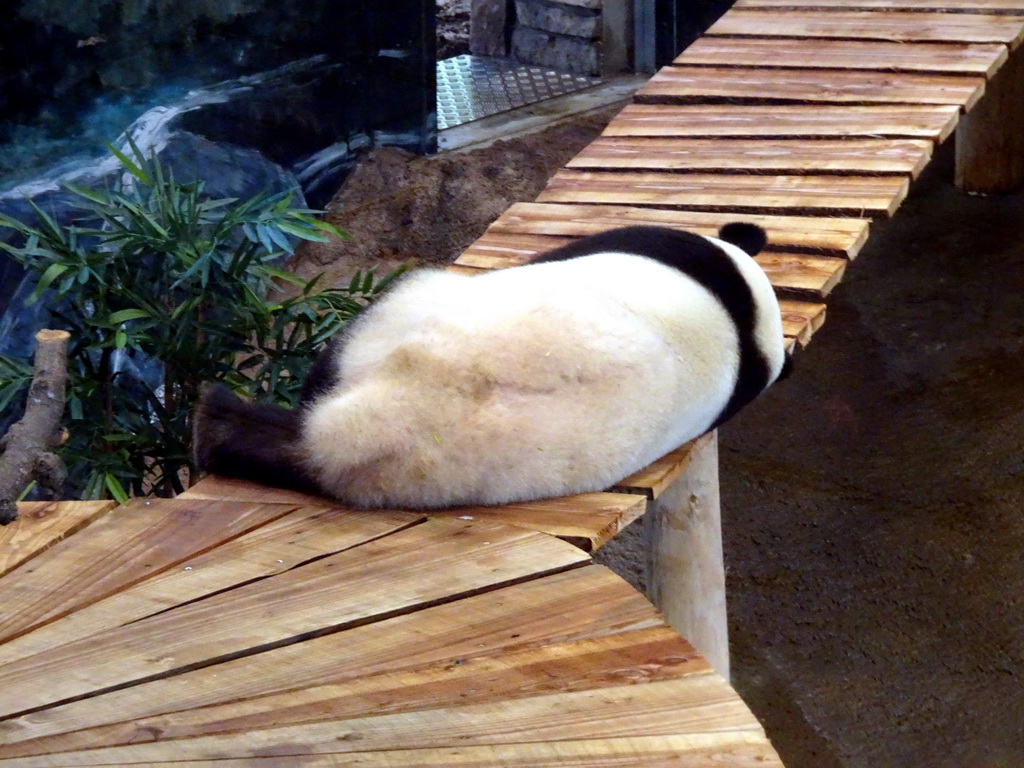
xmin=0 ymin=329 xmax=71 ymax=524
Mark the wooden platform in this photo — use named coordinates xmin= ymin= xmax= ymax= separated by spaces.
xmin=0 ymin=495 xmax=781 ymax=767
xmin=454 ymin=0 xmax=1024 ymax=348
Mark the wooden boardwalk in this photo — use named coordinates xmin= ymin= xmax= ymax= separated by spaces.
xmin=5 ymin=1 xmax=1024 ymax=765
xmin=0 ymin=494 xmax=781 ymax=767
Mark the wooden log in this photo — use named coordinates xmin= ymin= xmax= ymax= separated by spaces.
xmin=0 ymin=329 xmax=71 ymax=524
xmin=642 ymin=432 xmax=729 ymax=680
xmin=956 ymin=46 xmax=1024 ymax=193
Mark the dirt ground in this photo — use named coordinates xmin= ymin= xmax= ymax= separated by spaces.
xmin=293 ymin=116 xmax=1024 ymax=767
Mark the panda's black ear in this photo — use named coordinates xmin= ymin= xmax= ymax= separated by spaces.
xmin=718 ymin=222 xmax=768 ymax=256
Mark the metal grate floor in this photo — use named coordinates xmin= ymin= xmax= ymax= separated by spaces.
xmin=437 ymin=55 xmax=601 ymax=131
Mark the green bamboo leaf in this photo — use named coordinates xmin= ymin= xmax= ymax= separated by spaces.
xmin=264 ymin=266 xmax=307 ymax=287
xmin=108 ymin=308 xmax=151 ymax=324
xmin=29 ymin=262 xmax=70 ymax=302
xmin=64 ymin=183 xmax=110 ymax=205
xmin=265 ymin=225 xmax=294 ymax=254
xmin=114 ymin=329 xmax=128 ymax=349
xmin=106 ymin=142 xmax=152 ymax=185
xmin=104 ymin=473 xmax=130 ymax=504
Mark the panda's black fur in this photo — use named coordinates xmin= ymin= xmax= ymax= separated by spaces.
xmin=192 ymin=223 xmax=791 ymax=507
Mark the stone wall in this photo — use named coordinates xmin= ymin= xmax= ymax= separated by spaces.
xmin=470 ymin=0 xmax=629 ymax=76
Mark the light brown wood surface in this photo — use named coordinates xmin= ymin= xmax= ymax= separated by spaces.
xmin=602 ymin=103 xmax=961 ymax=142
xmin=637 ymin=66 xmax=986 ymax=111
xmin=677 ymin=37 xmax=1008 ymax=76
xmin=184 ymin=475 xmax=647 ymax=551
xmin=539 ymin=169 xmax=908 ymax=217
xmin=707 ymin=9 xmax=1024 ymax=48
xmin=2 ymin=501 xmax=114 ymax=578
xmin=0 ymin=498 xmax=300 ymax=646
xmin=481 ymin=202 xmax=871 ymax=257
xmin=734 ymin=0 xmax=1024 ymax=13
xmin=568 ymin=137 xmax=933 ymax=177
xmin=455 ymin=237 xmax=844 ymax=300
xmin=0 ymin=499 xmax=782 ymax=767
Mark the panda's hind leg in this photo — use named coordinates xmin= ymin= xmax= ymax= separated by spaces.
xmin=191 ymin=384 xmax=321 ymax=495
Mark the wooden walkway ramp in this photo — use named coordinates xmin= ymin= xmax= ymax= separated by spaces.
xmin=0 ymin=494 xmax=781 ymax=767
xmin=5 ymin=2 xmax=1024 ymax=765
xmin=456 ymin=0 xmax=1024 ymax=351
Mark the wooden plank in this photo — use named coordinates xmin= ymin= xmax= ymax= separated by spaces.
xmin=0 ymin=517 xmax=589 ymax=718
xmin=0 ymin=505 xmax=421 ymax=667
xmin=539 ymin=169 xmax=908 ymax=217
xmin=431 ymin=492 xmax=647 ymax=551
xmin=780 ymin=299 xmax=828 ymax=345
xmin=707 ymin=9 xmax=1024 ymax=48
xmin=0 ymin=498 xmax=299 ymax=647
xmin=636 ymin=66 xmax=986 ymax=111
xmin=180 ymin=474 xmax=334 ymax=506
xmin=0 ymin=565 xmax=662 ymax=749
xmin=615 ymin=444 xmax=697 ymax=500
xmin=0 ymin=677 xmax=763 ymax=765
xmin=567 ymin=137 xmax=933 ymax=177
xmin=602 ymin=103 xmax=960 ymax=142
xmin=756 ymin=252 xmax=848 ymax=299
xmin=0 ymin=733 xmax=783 ymax=768
xmin=480 ymin=202 xmax=872 ymax=257
xmin=677 ymin=37 xmax=1008 ymax=76
xmin=1 ymin=501 xmax=115 ymax=579
xmin=735 ymin=0 xmax=1024 ymax=14
xmin=184 ymin=476 xmax=645 ymax=552
xmin=1 ymin=627 xmax=707 ymax=758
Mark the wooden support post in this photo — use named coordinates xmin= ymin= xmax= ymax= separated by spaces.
xmin=956 ymin=46 xmax=1024 ymax=194
xmin=643 ymin=431 xmax=729 ymax=680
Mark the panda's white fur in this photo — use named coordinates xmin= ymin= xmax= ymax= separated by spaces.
xmin=295 ymin=230 xmax=786 ymax=508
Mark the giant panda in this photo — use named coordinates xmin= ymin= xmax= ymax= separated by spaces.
xmin=192 ymin=223 xmax=792 ymax=507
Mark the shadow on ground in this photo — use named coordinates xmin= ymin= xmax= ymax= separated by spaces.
xmin=604 ymin=139 xmax=1024 ymax=767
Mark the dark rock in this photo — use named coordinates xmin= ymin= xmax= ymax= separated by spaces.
xmin=511 ymin=26 xmax=600 ymax=75
xmin=515 ymin=0 xmax=601 ymax=39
